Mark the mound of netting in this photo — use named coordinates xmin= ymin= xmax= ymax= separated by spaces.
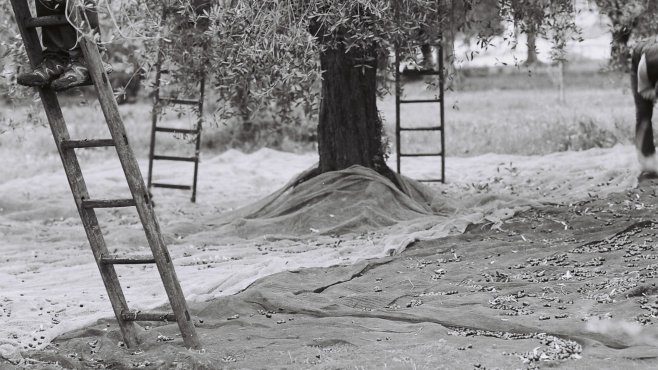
xmin=220 ymin=165 xmax=445 ymax=236
xmin=196 ymin=165 xmax=536 ymax=253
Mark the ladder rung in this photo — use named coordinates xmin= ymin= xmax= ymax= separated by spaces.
xmin=152 ymin=155 xmax=197 ymax=162
xmin=151 ymin=183 xmax=193 ymax=190
xmin=25 ymin=15 xmax=69 ymax=28
xmin=61 ymin=139 xmax=115 ymax=149
xmin=402 ymin=70 xmax=441 ymax=76
xmin=54 ymin=80 xmax=94 ymax=90
xmin=122 ymin=311 xmax=176 ymax=322
xmin=101 ymin=254 xmax=156 ymax=264
xmin=399 ymin=152 xmax=444 ymax=157
xmin=413 ymin=70 xmax=441 ymax=76
xmin=155 ymin=127 xmax=199 ymax=135
xmin=399 ymin=99 xmax=442 ymax=104
xmin=400 ymin=126 xmax=442 ymax=131
xmin=159 ymin=98 xmax=200 ymax=106
xmin=81 ymin=199 xmax=136 ymax=209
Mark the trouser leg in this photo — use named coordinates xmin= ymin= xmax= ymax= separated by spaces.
xmin=634 ymin=95 xmax=655 ymax=158
xmin=36 ymin=0 xmax=100 ymax=61
xmin=36 ymin=0 xmax=73 ymax=62
xmin=631 ymin=48 xmax=657 ymax=172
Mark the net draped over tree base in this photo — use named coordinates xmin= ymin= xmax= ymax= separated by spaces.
xmin=190 ymin=165 xmax=533 ymax=255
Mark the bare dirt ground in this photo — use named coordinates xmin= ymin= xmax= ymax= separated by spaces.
xmin=3 ymin=153 xmax=658 ymax=369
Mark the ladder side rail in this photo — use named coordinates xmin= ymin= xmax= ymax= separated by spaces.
xmin=394 ymin=2 xmax=401 ymax=174
xmin=394 ymin=46 xmax=401 ymax=174
xmin=191 ymin=63 xmax=206 ymax=203
xmin=438 ymin=37 xmax=446 ymax=183
xmin=9 ymin=0 xmax=140 ymax=348
xmin=148 ymin=8 xmax=168 ymax=190
xmin=66 ymin=3 xmax=201 ymax=350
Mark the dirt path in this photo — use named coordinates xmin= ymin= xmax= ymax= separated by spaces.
xmin=5 ymin=178 xmax=658 ymax=369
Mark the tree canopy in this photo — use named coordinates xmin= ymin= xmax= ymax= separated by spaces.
xmin=128 ymin=0 xmax=577 ymax=122
xmin=593 ymin=0 xmax=658 ymax=69
xmin=2 ymin=0 xmax=580 ymax=159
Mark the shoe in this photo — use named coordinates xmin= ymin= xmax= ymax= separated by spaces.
xmin=16 ymin=58 xmax=66 ymax=87
xmin=51 ymin=57 xmax=91 ymax=91
xmin=51 ymin=56 xmax=114 ymax=91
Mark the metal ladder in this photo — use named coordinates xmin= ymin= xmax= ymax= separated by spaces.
xmin=394 ymin=40 xmax=446 ymax=183
xmin=10 ymin=0 xmax=200 ymax=349
xmin=147 ymin=8 xmax=206 ymax=203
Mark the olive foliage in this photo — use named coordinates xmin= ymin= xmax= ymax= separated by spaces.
xmin=1 ymin=0 xmax=579 ymax=132
xmin=593 ymin=0 xmax=658 ymax=70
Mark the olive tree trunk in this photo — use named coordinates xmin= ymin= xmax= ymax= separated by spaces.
xmin=525 ymin=28 xmax=538 ymax=65
xmin=316 ymin=45 xmax=391 ymax=178
xmin=610 ymin=29 xmax=632 ymax=72
xmin=300 ymin=17 xmax=401 ymax=189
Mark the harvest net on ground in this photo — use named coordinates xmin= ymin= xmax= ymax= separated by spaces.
xmin=0 ymin=145 xmax=640 ymax=361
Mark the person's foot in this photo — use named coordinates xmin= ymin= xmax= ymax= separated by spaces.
xmin=16 ymin=58 xmax=66 ymax=87
xmin=51 ymin=57 xmax=91 ymax=91
xmin=51 ymin=56 xmax=114 ymax=91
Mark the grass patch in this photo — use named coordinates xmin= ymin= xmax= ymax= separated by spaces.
xmin=381 ymin=69 xmax=634 ymax=157
xmin=0 ymin=68 xmax=638 ymax=182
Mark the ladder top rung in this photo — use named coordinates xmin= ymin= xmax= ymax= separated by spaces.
xmin=399 ymin=152 xmax=444 ymax=157
xmin=152 ymin=155 xmax=197 ymax=162
xmin=101 ymin=254 xmax=156 ymax=265
xmin=61 ymin=139 xmax=115 ymax=149
xmin=159 ymin=97 xmax=201 ymax=106
xmin=81 ymin=199 xmax=136 ymax=209
xmin=151 ymin=183 xmax=193 ymax=191
xmin=399 ymin=126 xmax=442 ymax=131
xmin=399 ymin=98 xmax=442 ymax=104
xmin=400 ymin=69 xmax=442 ymax=76
xmin=155 ymin=127 xmax=200 ymax=135
xmin=25 ymin=15 xmax=69 ymax=28
xmin=122 ymin=311 xmax=177 ymax=322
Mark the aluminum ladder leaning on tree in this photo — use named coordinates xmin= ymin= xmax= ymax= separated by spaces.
xmin=9 ymin=0 xmax=201 ymax=349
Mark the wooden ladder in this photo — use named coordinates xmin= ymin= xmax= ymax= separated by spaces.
xmin=147 ymin=7 xmax=206 ymax=203
xmin=10 ymin=0 xmax=201 ymax=349
xmin=394 ymin=40 xmax=446 ymax=183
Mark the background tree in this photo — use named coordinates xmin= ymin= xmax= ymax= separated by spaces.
xmin=433 ymin=0 xmax=505 ymax=86
xmin=155 ymin=0 xmax=449 ymax=187
xmin=502 ymin=0 xmax=580 ymax=66
xmin=593 ymin=0 xmax=658 ymax=70
xmin=507 ymin=0 xmax=546 ymax=65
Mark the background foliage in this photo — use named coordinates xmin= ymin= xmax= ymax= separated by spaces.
xmin=0 ymin=0 xmax=601 ymax=151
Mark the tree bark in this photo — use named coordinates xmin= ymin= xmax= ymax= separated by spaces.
xmin=610 ymin=30 xmax=631 ymax=72
xmin=421 ymin=43 xmax=434 ymax=70
xmin=525 ymin=27 xmax=538 ymax=65
xmin=300 ymin=13 xmax=402 ymax=189
xmin=442 ymin=26 xmax=459 ymax=89
xmin=315 ymin=45 xmax=395 ymax=183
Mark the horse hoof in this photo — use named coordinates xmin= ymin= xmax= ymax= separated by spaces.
xmin=638 ymin=171 xmax=658 ymax=181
